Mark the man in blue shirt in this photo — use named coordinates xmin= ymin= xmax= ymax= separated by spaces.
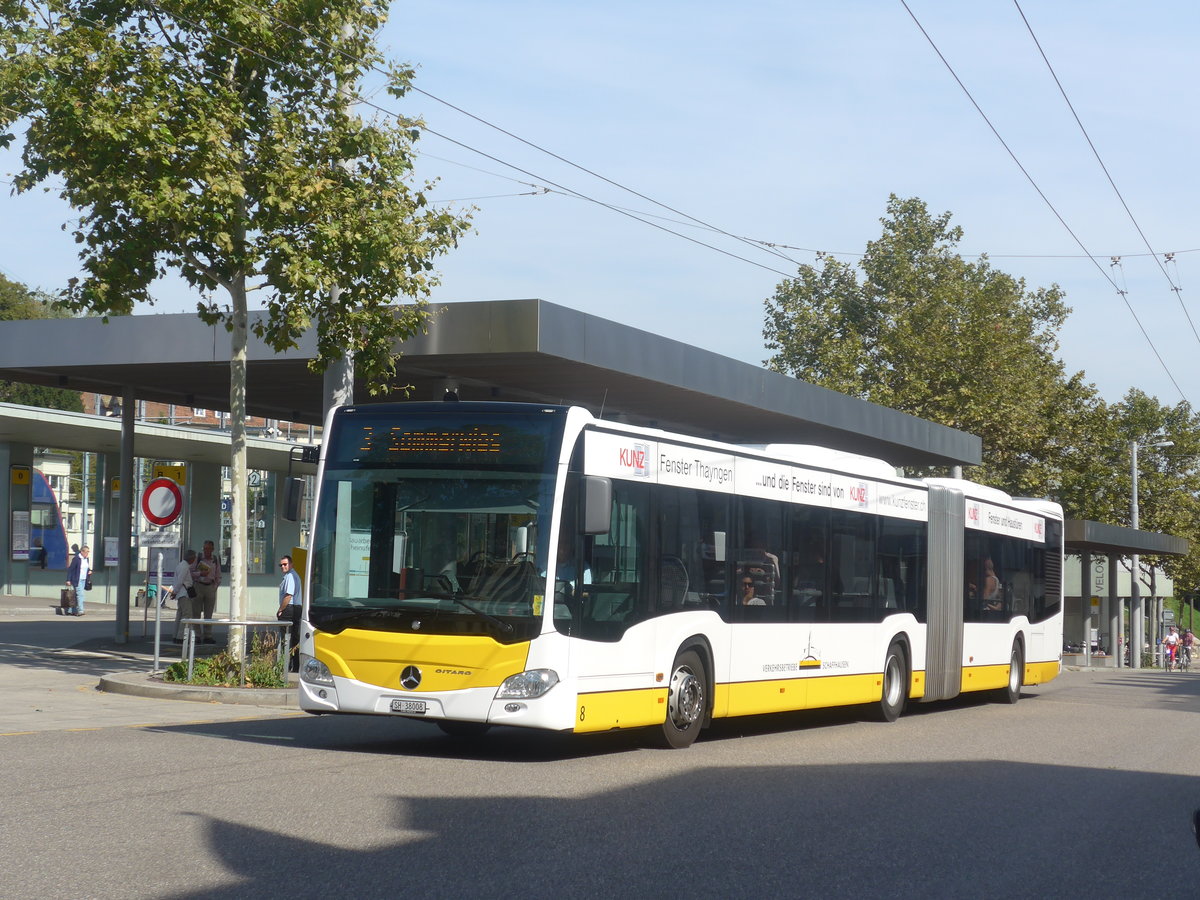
xmin=277 ymin=555 xmax=302 ymax=673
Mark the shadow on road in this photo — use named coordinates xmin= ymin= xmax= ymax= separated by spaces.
xmin=167 ymin=758 xmax=1196 ymax=898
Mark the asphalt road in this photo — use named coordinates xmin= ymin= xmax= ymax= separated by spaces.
xmin=4 ymin=599 xmax=1200 ymax=898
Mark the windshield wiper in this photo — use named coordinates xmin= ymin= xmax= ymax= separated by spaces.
xmin=424 ymin=590 xmax=514 ymax=634
xmin=313 ymin=608 xmax=409 ymax=628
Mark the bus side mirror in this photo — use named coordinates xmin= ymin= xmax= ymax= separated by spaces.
xmin=582 ymin=476 xmax=611 ymax=535
xmin=283 ymin=477 xmax=305 ymax=522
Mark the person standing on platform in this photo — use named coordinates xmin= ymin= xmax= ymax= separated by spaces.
xmin=276 ymin=555 xmax=302 ymax=673
xmin=64 ymin=545 xmax=91 ymax=617
xmin=192 ymin=539 xmax=222 ymax=644
xmin=169 ymin=549 xmax=198 ymax=645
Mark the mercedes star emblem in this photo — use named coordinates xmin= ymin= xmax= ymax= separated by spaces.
xmin=400 ymin=666 xmax=422 ymax=690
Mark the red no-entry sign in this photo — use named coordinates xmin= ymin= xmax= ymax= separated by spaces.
xmin=142 ymin=477 xmax=184 ymax=527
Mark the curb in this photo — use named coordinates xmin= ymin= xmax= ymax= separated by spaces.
xmin=98 ymin=671 xmax=300 ymax=709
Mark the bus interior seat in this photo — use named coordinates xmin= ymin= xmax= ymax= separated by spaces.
xmin=660 ymin=555 xmax=689 ymax=608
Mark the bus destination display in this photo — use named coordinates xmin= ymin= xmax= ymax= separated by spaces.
xmin=330 ymin=413 xmax=557 ymax=468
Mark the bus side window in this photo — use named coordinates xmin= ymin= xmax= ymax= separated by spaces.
xmin=830 ymin=509 xmax=877 ymax=622
xmin=789 ymin=508 xmax=829 ymax=622
xmin=572 ymin=479 xmax=648 ymax=641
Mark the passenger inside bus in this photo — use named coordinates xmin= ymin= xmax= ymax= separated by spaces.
xmin=982 ymin=558 xmax=1003 ymax=611
xmin=739 ymin=571 xmax=766 ymax=606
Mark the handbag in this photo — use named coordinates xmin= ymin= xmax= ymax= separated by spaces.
xmin=186 ymin=584 xmax=197 ymax=599
xmin=84 ymin=574 xmax=92 ymax=591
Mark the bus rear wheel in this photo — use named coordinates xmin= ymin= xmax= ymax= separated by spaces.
xmin=998 ymin=643 xmax=1023 ymax=705
xmin=876 ymin=642 xmax=907 ymax=723
xmin=652 ymin=649 xmax=706 ymax=749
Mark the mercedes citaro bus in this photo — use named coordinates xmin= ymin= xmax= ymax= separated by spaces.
xmin=297 ymin=402 xmax=1062 ymax=748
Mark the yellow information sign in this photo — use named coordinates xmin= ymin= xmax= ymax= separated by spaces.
xmin=10 ymin=465 xmax=30 ymax=486
xmin=153 ymin=464 xmax=187 ymax=485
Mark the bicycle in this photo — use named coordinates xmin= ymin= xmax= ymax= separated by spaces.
xmin=1165 ymin=645 xmax=1178 ymax=672
xmin=1181 ymin=645 xmax=1192 ymax=673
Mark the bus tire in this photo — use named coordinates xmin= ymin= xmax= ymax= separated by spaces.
xmin=998 ymin=642 xmax=1023 ymax=705
xmin=653 ymin=649 xmax=706 ymax=749
xmin=876 ymin=641 xmax=907 ymax=723
xmin=436 ymin=720 xmax=492 ymax=739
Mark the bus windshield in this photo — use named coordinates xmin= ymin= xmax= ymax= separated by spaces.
xmin=308 ymin=405 xmax=567 ymax=642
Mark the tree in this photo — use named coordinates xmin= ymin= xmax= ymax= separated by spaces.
xmin=1 ymin=1 xmax=472 ymax=644
xmin=1102 ymin=390 xmax=1200 ymax=593
xmin=763 ymin=195 xmax=1101 ymax=500
xmin=0 ymin=273 xmax=83 ymax=411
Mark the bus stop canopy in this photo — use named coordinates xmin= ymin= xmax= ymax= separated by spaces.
xmin=1065 ymin=519 xmax=1189 ymax=558
xmin=0 ymin=298 xmax=980 ymax=469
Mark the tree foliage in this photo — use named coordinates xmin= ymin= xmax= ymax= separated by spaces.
xmin=1 ymin=0 xmax=472 ymax=634
xmin=763 ymin=195 xmax=1200 ymax=591
xmin=763 ymin=195 xmax=1101 ymax=500
xmin=0 ymin=273 xmax=82 ymax=410
xmin=1103 ymin=391 xmax=1200 ymax=590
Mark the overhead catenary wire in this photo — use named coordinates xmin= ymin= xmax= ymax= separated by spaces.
xmin=415 ymin=151 xmax=1200 ymax=264
xmin=7 ymin=2 xmax=1200 ymax=349
xmin=2 ymin=5 xmax=800 ymax=283
xmin=143 ymin=0 xmax=806 ymax=271
xmin=111 ymin=0 xmax=800 ymax=280
xmin=1013 ymin=0 xmax=1200 ymax=349
xmin=899 ymin=0 xmax=1189 ymax=406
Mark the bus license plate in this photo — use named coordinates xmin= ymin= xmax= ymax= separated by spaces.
xmin=390 ymin=699 xmax=427 ymax=715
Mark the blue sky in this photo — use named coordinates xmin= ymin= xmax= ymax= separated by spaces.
xmin=3 ymin=1 xmax=1199 ymax=407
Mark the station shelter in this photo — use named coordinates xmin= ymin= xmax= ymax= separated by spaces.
xmin=0 ymin=297 xmax=1187 ymax=653
xmin=1063 ymin=520 xmax=1189 ymax=669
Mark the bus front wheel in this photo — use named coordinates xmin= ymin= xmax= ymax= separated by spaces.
xmin=653 ymin=649 xmax=706 ymax=749
xmin=876 ymin=642 xmax=908 ymax=723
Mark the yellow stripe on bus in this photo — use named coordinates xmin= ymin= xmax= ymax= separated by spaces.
xmin=574 ymin=688 xmax=668 ymax=733
xmin=1023 ymin=660 xmax=1060 ymax=685
xmin=715 ymin=669 xmax=925 ymax=718
xmin=314 ymin=629 xmax=530 ymax=692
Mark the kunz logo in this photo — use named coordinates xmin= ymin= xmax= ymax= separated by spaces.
xmin=849 ymin=481 xmax=869 ymax=508
xmin=400 ymin=665 xmax=422 ymax=690
xmin=619 ymin=442 xmax=650 ymax=477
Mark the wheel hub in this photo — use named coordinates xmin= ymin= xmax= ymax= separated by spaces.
xmin=883 ymin=657 xmax=902 ymax=706
xmin=668 ymin=666 xmax=703 ymax=729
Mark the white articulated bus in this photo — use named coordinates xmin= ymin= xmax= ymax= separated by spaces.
xmin=297 ymin=402 xmax=1063 ymax=748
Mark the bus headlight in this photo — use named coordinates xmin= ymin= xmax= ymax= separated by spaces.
xmin=301 ymin=655 xmax=334 ymax=687
xmin=496 ymin=669 xmax=559 ymax=699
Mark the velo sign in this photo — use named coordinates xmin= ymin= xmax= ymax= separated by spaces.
xmin=142 ymin=476 xmax=184 ymax=527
